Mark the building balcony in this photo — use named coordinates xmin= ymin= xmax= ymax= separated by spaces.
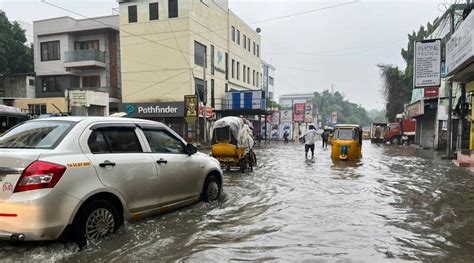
xmin=64 ymin=50 xmax=106 ymax=69
xmin=69 ymin=86 xmax=121 ymax=99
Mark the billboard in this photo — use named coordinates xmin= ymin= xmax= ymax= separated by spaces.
xmin=304 ymin=103 xmax=313 ymax=123
xmin=331 ymin=111 xmax=338 ymax=125
xmin=447 ymin=11 xmax=474 ymax=75
xmin=281 ymin=109 xmax=293 ymax=122
xmin=414 ymin=39 xmax=441 ymax=88
xmin=271 ymin=111 xmax=280 ymax=125
xmin=293 ymin=103 xmax=305 ymax=122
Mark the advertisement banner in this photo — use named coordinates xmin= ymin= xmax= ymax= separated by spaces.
xmin=406 ymin=100 xmax=424 ymax=118
xmin=270 ymin=124 xmax=280 ymax=139
xmin=447 ymin=12 xmax=474 ymax=75
xmin=331 ymin=111 xmax=338 ymax=125
xmin=423 ymin=87 xmax=439 ymax=98
xmin=280 ymin=122 xmax=292 ymax=140
xmin=184 ymin=95 xmax=198 ymax=117
xmin=293 ymin=103 xmax=305 ymax=122
xmin=281 ymin=109 xmax=293 ymax=122
xmin=271 ymin=111 xmax=280 ymax=125
xmin=304 ymin=103 xmax=313 ymax=123
xmin=414 ymin=39 xmax=441 ymax=88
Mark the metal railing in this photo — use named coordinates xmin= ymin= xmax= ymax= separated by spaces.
xmin=64 ymin=50 xmax=106 ymax=63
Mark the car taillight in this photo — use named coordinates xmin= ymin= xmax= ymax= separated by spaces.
xmin=14 ymin=161 xmax=67 ymax=193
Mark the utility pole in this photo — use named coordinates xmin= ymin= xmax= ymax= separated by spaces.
xmin=203 ymin=54 xmax=208 ymax=144
xmin=446 ymin=5 xmax=456 ymax=157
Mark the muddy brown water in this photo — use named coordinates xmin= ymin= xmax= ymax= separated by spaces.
xmin=1 ymin=142 xmax=474 ymax=262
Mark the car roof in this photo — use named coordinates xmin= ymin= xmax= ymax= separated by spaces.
xmin=335 ymin=124 xmax=361 ymax=128
xmin=28 ymin=116 xmax=166 ymax=127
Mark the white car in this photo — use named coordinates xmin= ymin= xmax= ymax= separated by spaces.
xmin=0 ymin=117 xmax=223 ymax=246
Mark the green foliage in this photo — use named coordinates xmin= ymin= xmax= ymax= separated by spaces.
xmin=367 ymin=109 xmax=387 ymax=123
xmin=312 ymin=90 xmax=372 ymax=127
xmin=0 ymin=10 xmax=33 ymax=74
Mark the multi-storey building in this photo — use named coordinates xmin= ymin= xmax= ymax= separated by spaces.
xmin=118 ymin=0 xmax=262 ymax=138
xmin=262 ymin=60 xmax=275 ymax=100
xmin=16 ymin=15 xmax=122 ymax=117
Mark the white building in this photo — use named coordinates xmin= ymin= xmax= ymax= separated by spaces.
xmin=262 ymin=60 xmax=276 ymax=100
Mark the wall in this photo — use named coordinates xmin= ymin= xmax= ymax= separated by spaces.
xmin=13 ymin=97 xmax=68 ymax=114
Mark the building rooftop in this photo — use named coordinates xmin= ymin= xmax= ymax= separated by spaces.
xmin=34 ymin=15 xmax=119 ymax=36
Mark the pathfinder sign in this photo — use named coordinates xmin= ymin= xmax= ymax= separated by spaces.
xmin=414 ymin=39 xmax=441 ymax=88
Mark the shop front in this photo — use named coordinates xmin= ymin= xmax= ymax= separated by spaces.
xmin=407 ymin=99 xmax=437 ymax=149
xmin=119 ymin=102 xmax=186 ymax=138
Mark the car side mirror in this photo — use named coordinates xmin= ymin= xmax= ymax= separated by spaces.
xmin=186 ymin=143 xmax=197 ymax=155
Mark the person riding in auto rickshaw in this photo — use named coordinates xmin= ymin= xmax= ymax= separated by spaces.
xmin=210 ymin=117 xmax=256 ymax=172
xmin=330 ymin=124 xmax=363 ymax=161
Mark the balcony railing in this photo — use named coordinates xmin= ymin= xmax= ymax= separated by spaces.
xmin=64 ymin=50 xmax=105 ymax=63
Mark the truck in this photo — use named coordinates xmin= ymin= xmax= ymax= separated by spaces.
xmin=384 ymin=118 xmax=416 ymax=145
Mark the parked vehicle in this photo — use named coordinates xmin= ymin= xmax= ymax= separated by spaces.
xmin=370 ymin=122 xmax=387 ymax=144
xmin=0 ymin=105 xmax=29 ymax=134
xmin=331 ymin=124 xmax=363 ymax=161
xmin=210 ymin=117 xmax=256 ymax=172
xmin=0 ymin=117 xmax=223 ymax=246
xmin=384 ymin=119 xmax=416 ymax=145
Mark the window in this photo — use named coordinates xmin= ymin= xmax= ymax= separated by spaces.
xmin=269 ymin=76 xmax=274 ymax=85
xmin=247 ymin=38 xmax=251 ymax=52
xmin=225 ymin=52 xmax=229 ymax=80
xmin=243 ymin=65 xmax=246 ymax=82
xmin=225 ymin=83 xmax=228 ymax=92
xmin=0 ymin=121 xmax=75 ymax=149
xmin=244 ymin=35 xmax=247 ymax=49
xmin=194 ymin=41 xmax=206 ymax=67
xmin=247 ymin=67 xmax=250 ymax=84
xmin=257 ymin=44 xmax=260 ymax=57
xmin=236 ymin=30 xmax=240 ymax=45
xmin=253 ymin=42 xmax=256 ymax=55
xmin=231 ymin=59 xmax=235 ymax=78
xmin=195 ymin=78 xmax=206 ymax=103
xmin=253 ymin=70 xmax=256 ymax=86
xmin=210 ymin=45 xmax=215 ymax=75
xmin=28 ymin=104 xmax=47 ymax=116
xmin=75 ymin=40 xmax=99 ymax=51
xmin=143 ymin=129 xmax=185 ymax=154
xmin=88 ymin=128 xmax=143 ymax=154
xmin=149 ymin=2 xmax=159 ymax=20
xmin=256 ymin=73 xmax=259 ymax=87
xmin=211 ymin=79 xmax=215 ymax=108
xmin=231 ymin=26 xmax=235 ymax=42
xmin=237 ymin=61 xmax=240 ymax=80
xmin=169 ymin=0 xmax=178 ymax=18
xmin=334 ymin=129 xmax=354 ymax=140
xmin=40 ymin=41 xmax=60 ymax=61
xmin=128 ymin=5 xmax=137 ymax=23
xmin=28 ymin=78 xmax=35 ymax=86
xmin=41 ymin=76 xmax=62 ymax=92
xmin=82 ymin=75 xmax=101 ymax=87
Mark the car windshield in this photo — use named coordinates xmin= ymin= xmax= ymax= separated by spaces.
xmin=334 ymin=129 xmax=354 ymax=140
xmin=0 ymin=121 xmax=75 ymax=149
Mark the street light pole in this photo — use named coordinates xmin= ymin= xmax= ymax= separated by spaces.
xmin=203 ymin=54 xmax=207 ymax=144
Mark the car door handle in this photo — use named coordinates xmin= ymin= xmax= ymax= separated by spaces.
xmin=99 ymin=161 xmax=116 ymax=168
xmin=156 ymin=159 xmax=168 ymax=165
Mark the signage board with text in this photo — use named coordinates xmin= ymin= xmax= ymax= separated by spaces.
xmin=414 ymin=39 xmax=441 ymax=88
xmin=120 ymin=102 xmax=185 ymax=118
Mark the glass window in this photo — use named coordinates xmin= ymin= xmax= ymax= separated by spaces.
xmin=257 ymin=44 xmax=260 ymax=57
xmin=195 ymin=78 xmax=206 ymax=103
xmin=88 ymin=130 xmax=110 ymax=154
xmin=269 ymin=76 xmax=274 ymax=85
xmin=169 ymin=0 xmax=178 ymax=18
xmin=211 ymin=79 xmax=215 ymax=108
xmin=40 ymin=41 xmax=60 ymax=61
xmin=149 ymin=2 xmax=159 ymax=20
xmin=236 ymin=29 xmax=240 ymax=45
xmin=210 ymin=45 xmax=215 ymax=75
xmin=82 ymin=75 xmax=101 ymax=87
xmin=100 ymin=128 xmax=142 ymax=153
xmin=247 ymin=38 xmax=251 ymax=52
xmin=41 ymin=76 xmax=62 ymax=92
xmin=28 ymin=78 xmax=35 ymax=86
xmin=243 ymin=35 xmax=247 ymax=49
xmin=0 ymin=121 xmax=75 ymax=149
xmin=231 ymin=59 xmax=235 ymax=78
xmin=128 ymin=5 xmax=137 ymax=23
xmin=194 ymin=41 xmax=206 ymax=67
xmin=231 ymin=26 xmax=235 ymax=42
xmin=225 ymin=52 xmax=228 ymax=80
xmin=28 ymin=104 xmax=47 ymax=116
xmin=253 ymin=70 xmax=256 ymax=86
xmin=237 ymin=61 xmax=240 ymax=80
xmin=75 ymin=40 xmax=99 ymax=51
xmin=243 ymin=65 xmax=246 ymax=82
xmin=144 ymin=129 xmax=185 ymax=154
xmin=253 ymin=42 xmax=256 ymax=55
xmin=247 ymin=67 xmax=250 ymax=84
xmin=334 ymin=129 xmax=355 ymax=140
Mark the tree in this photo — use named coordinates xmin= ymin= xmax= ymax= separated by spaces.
xmin=0 ymin=10 xmax=33 ymax=75
xmin=378 ymin=65 xmax=409 ymax=122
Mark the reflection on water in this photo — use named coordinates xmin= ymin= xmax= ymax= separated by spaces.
xmin=1 ymin=142 xmax=474 ymax=261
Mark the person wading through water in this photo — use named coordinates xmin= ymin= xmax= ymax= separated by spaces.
xmin=321 ymin=130 xmax=329 ymax=149
xmin=304 ymin=124 xmax=317 ymax=159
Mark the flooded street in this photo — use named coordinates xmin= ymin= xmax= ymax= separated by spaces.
xmin=1 ymin=142 xmax=474 ymax=262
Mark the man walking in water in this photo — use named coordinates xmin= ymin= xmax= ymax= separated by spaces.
xmin=321 ymin=130 xmax=329 ymax=149
xmin=304 ymin=124 xmax=317 ymax=159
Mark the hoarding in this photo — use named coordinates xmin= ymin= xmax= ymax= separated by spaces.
xmin=293 ymin=103 xmax=305 ymax=122
xmin=271 ymin=111 xmax=280 ymax=125
xmin=406 ymin=100 xmax=424 ymax=118
xmin=331 ymin=111 xmax=338 ymax=124
xmin=414 ymin=39 xmax=441 ymax=88
xmin=304 ymin=103 xmax=313 ymax=123
xmin=281 ymin=109 xmax=293 ymax=122
xmin=446 ymin=11 xmax=474 ymax=75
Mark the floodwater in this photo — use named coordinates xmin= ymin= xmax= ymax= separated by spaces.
xmin=1 ymin=142 xmax=474 ymax=262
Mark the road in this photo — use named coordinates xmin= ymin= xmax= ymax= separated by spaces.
xmin=1 ymin=142 xmax=474 ymax=261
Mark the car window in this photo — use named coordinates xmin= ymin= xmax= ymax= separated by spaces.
xmin=143 ymin=129 xmax=185 ymax=154
xmin=0 ymin=121 xmax=75 ymax=149
xmin=334 ymin=129 xmax=354 ymax=140
xmin=88 ymin=128 xmax=143 ymax=154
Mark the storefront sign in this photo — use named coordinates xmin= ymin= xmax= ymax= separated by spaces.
xmin=406 ymin=100 xmax=424 ymax=118
xmin=423 ymin=87 xmax=439 ymax=98
xmin=447 ymin=11 xmax=474 ymax=75
xmin=414 ymin=39 xmax=441 ymax=88
xmin=121 ymin=102 xmax=185 ymax=118
xmin=184 ymin=95 xmax=198 ymax=117
xmin=293 ymin=103 xmax=305 ymax=122
xmin=70 ymin=90 xmax=87 ymax=107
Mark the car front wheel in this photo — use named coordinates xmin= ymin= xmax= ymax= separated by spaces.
xmin=72 ymin=199 xmax=121 ymax=248
xmin=201 ymin=175 xmax=221 ymax=202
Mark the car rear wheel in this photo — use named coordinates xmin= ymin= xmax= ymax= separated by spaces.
xmin=201 ymin=175 xmax=221 ymax=202
xmin=72 ymin=199 xmax=121 ymax=248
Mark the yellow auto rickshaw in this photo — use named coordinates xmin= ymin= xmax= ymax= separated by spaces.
xmin=210 ymin=117 xmax=256 ymax=172
xmin=331 ymin=124 xmax=363 ymax=161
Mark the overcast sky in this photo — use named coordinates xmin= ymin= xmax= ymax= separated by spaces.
xmin=0 ymin=0 xmax=446 ymax=110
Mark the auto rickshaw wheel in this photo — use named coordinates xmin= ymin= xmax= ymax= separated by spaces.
xmin=240 ymin=156 xmax=248 ymax=173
